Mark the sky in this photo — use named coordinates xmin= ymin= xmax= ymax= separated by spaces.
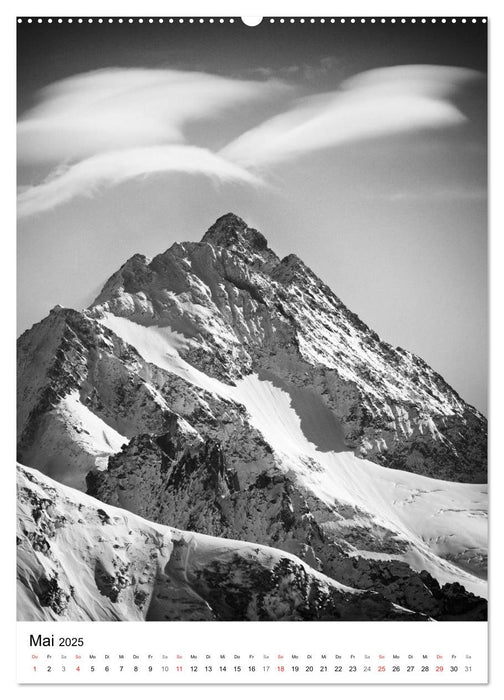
xmin=17 ymin=18 xmax=487 ymax=413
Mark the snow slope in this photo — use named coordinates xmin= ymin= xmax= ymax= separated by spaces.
xmin=90 ymin=214 xmax=486 ymax=483
xmin=17 ymin=464 xmax=419 ymax=622
xmin=16 ymin=214 xmax=488 ymax=623
xmin=20 ymin=389 xmax=128 ymax=491
xmin=98 ymin=313 xmax=487 ymax=598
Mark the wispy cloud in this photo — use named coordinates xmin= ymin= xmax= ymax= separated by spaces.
xmin=381 ymin=186 xmax=487 ymax=203
xmin=18 ymin=68 xmax=287 ymax=164
xmin=17 ymin=67 xmax=287 ymax=217
xmin=221 ymin=65 xmax=484 ymax=168
xmin=17 ymin=146 xmax=261 ymax=219
xmin=18 ymin=64 xmax=484 ymax=219
xmin=246 ymin=56 xmax=341 ymax=82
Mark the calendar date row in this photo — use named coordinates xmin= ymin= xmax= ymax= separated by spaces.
xmin=34 ymin=663 xmax=473 ymax=674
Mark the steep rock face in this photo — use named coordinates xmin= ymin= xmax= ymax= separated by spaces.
xmin=16 ymin=213 xmax=488 ymax=623
xmin=18 ymin=464 xmax=423 ymax=622
xmin=17 ymin=308 xmax=191 ymax=488
xmin=90 ymin=213 xmax=486 ymax=483
xmin=18 ymin=213 xmax=486 ymax=485
xmin=87 ymin=435 xmax=487 ymax=621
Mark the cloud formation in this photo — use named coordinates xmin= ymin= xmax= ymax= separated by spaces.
xmin=17 ymin=145 xmax=261 ymax=219
xmin=17 ymin=67 xmax=287 ymax=217
xmin=221 ymin=65 xmax=483 ymax=168
xmin=18 ymin=64 xmax=482 ymax=218
xmin=18 ymin=68 xmax=286 ymax=164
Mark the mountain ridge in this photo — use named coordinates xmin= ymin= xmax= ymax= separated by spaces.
xmin=17 ymin=213 xmax=488 ymax=621
xmin=86 ymin=213 xmax=485 ymax=480
xmin=22 ymin=464 xmax=428 ymax=622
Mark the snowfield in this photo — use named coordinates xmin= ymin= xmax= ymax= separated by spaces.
xmin=17 ymin=215 xmax=488 ymax=622
xmin=98 ymin=313 xmax=487 ymax=598
xmin=19 ymin=388 xmax=129 ymax=491
xmin=18 ymin=464 xmax=420 ymax=622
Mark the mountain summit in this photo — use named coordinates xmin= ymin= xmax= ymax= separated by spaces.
xmin=202 ymin=212 xmax=269 ymax=251
xmin=17 ymin=214 xmax=487 ymax=621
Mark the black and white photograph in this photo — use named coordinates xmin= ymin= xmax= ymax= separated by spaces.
xmin=16 ymin=15 xmax=487 ymax=630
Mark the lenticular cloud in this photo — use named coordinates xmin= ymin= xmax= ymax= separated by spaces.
xmin=17 ymin=67 xmax=283 ymax=217
xmin=221 ymin=65 xmax=483 ymax=168
xmin=17 ymin=67 xmax=287 ymax=164
xmin=17 ymin=145 xmax=261 ymax=219
xmin=17 ymin=64 xmax=482 ymax=218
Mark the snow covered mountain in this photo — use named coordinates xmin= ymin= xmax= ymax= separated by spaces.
xmin=17 ymin=213 xmax=488 ymax=621
xmin=18 ymin=464 xmax=427 ymax=621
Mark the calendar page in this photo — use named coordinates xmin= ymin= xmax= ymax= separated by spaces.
xmin=16 ymin=12 xmax=488 ymax=686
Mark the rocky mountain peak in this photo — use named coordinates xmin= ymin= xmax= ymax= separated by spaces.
xmin=272 ymin=253 xmax=312 ymax=283
xmin=202 ymin=212 xmax=269 ymax=252
xmin=16 ymin=212 xmax=488 ymax=623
